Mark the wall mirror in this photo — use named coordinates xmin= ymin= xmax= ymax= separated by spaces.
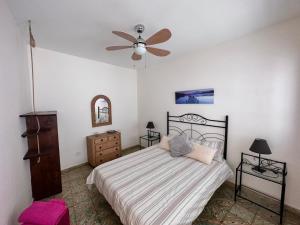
xmin=91 ymin=95 xmax=112 ymax=127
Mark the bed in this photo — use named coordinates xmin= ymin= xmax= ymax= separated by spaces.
xmin=87 ymin=112 xmax=233 ymax=225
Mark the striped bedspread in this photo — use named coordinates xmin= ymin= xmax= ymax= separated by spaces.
xmin=87 ymin=145 xmax=233 ymax=225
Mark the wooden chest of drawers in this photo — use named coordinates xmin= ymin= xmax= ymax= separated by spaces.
xmin=86 ymin=132 xmax=121 ymax=167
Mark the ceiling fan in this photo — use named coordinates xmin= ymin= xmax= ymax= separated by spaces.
xmin=106 ymin=24 xmax=172 ymax=61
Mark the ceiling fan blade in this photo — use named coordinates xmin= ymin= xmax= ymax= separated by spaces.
xmin=106 ymin=46 xmax=132 ymax=51
xmin=112 ymin=31 xmax=137 ymax=43
xmin=146 ymin=28 xmax=172 ymax=45
xmin=131 ymin=52 xmax=142 ymax=60
xmin=146 ymin=47 xmax=170 ymax=56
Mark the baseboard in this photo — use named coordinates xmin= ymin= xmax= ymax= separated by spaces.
xmin=61 ymin=162 xmax=89 ymax=173
xmin=224 ymin=181 xmax=300 ymax=216
xmin=122 ymin=145 xmax=140 ymax=151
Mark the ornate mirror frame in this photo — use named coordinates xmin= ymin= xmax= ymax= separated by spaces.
xmin=91 ymin=95 xmax=112 ymax=127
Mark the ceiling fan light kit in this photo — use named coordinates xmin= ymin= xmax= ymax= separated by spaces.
xmin=134 ymin=43 xmax=146 ymax=55
xmin=106 ymin=24 xmax=172 ymax=60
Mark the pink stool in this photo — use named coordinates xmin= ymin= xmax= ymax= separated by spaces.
xmin=18 ymin=199 xmax=70 ymax=225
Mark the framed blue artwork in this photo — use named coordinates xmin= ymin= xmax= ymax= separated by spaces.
xmin=175 ymin=88 xmax=214 ymax=104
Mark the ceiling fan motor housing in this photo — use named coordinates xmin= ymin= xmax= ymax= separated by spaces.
xmin=135 ymin=24 xmax=145 ymax=34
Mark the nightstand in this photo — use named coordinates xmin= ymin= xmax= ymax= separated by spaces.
xmin=234 ymin=152 xmax=287 ymax=224
xmin=139 ymin=131 xmax=160 ymax=149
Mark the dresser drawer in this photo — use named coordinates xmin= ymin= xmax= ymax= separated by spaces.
xmin=108 ymin=134 xmax=119 ymax=142
xmin=96 ymin=146 xmax=120 ymax=157
xmin=96 ymin=151 xmax=121 ymax=164
xmin=95 ymin=141 xmax=120 ymax=151
xmin=94 ymin=136 xmax=108 ymax=144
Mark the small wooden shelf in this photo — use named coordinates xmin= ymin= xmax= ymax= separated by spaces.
xmin=21 ymin=128 xmax=51 ymax=138
xmin=20 ymin=111 xmax=57 ymax=117
xmin=23 ymin=147 xmax=53 ymax=160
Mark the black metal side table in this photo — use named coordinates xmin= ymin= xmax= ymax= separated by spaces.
xmin=139 ymin=131 xmax=160 ymax=149
xmin=235 ymin=152 xmax=287 ymax=224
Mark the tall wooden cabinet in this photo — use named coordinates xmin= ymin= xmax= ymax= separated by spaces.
xmin=20 ymin=111 xmax=62 ymax=200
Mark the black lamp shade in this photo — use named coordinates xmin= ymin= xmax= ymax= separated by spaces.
xmin=249 ymin=138 xmax=272 ymax=155
xmin=146 ymin=121 xmax=155 ymax=129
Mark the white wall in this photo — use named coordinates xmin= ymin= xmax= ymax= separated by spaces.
xmin=0 ymin=0 xmax=33 ymax=224
xmin=33 ymin=48 xmax=138 ymax=169
xmin=138 ymin=17 xmax=300 ymax=210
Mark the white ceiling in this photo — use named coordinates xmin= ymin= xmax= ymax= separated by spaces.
xmin=7 ymin=0 xmax=300 ymax=68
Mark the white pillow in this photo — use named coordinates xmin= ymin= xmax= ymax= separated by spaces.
xmin=186 ymin=143 xmax=217 ymax=164
xmin=200 ymin=140 xmax=224 ymax=162
xmin=159 ymin=135 xmax=176 ymax=150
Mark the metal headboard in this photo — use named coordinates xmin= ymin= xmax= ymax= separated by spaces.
xmin=167 ymin=112 xmax=229 ymax=159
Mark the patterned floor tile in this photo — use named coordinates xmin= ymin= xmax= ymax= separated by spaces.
xmin=283 ymin=211 xmax=300 ymax=225
xmin=201 ymin=197 xmax=234 ymax=221
xmin=236 ymin=198 xmax=259 ymax=215
xmin=95 ymin=213 xmax=123 ymax=225
xmin=252 ymin=214 xmax=277 ymax=225
xmin=122 ymin=146 xmax=141 ymax=156
xmin=222 ymin=212 xmax=250 ymax=225
xmin=214 ymin=184 xmax=235 ymax=200
xmin=72 ymin=190 xmax=91 ymax=205
xmin=73 ymin=199 xmax=96 ymax=222
xmin=69 ymin=207 xmax=77 ymax=225
xmin=255 ymin=208 xmax=280 ymax=224
xmin=71 ymin=178 xmax=89 ymax=194
xmin=192 ymin=217 xmax=222 ymax=225
xmin=230 ymin=203 xmax=255 ymax=224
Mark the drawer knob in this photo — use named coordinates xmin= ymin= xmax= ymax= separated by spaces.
xmin=101 ymin=139 xmax=103 ymax=141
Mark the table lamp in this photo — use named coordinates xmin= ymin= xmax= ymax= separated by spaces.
xmin=249 ymin=138 xmax=272 ymax=173
xmin=146 ymin=121 xmax=155 ymax=137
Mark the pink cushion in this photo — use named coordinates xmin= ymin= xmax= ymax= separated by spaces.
xmin=19 ymin=199 xmax=69 ymax=225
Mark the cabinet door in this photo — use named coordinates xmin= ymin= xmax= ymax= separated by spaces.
xmin=27 ymin=115 xmax=62 ymax=200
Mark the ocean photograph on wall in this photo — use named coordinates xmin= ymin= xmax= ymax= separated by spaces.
xmin=175 ymin=88 xmax=214 ymax=104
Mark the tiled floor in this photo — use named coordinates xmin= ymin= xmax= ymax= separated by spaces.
xmin=47 ymin=146 xmax=299 ymax=225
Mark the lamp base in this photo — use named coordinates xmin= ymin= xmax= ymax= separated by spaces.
xmin=252 ymin=166 xmax=266 ymax=173
xmin=147 ymin=129 xmax=153 ymax=138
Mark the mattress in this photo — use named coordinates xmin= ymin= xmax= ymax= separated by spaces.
xmin=86 ymin=145 xmax=233 ymax=225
